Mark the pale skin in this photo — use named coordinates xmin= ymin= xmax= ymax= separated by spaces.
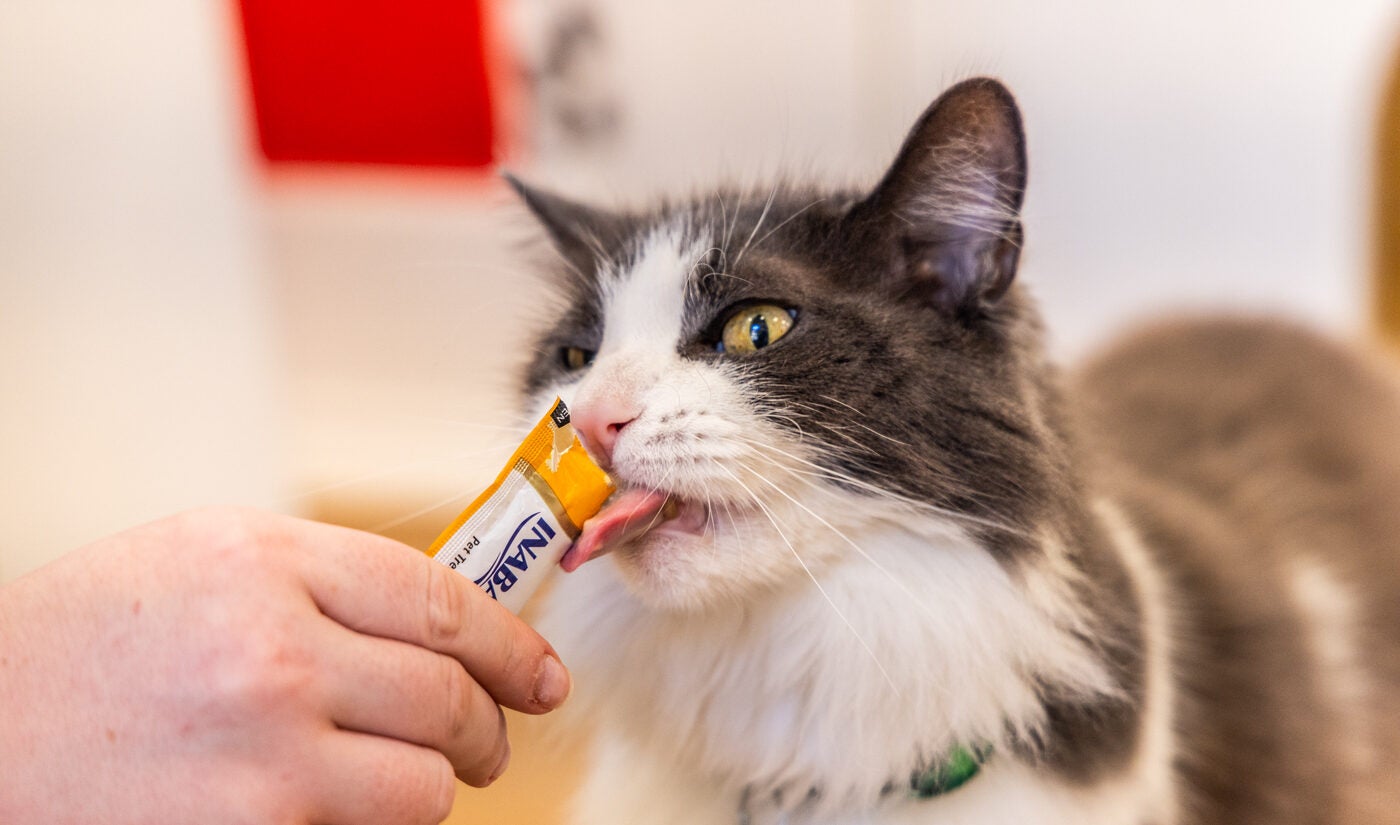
xmin=0 ymin=507 xmax=572 ymax=825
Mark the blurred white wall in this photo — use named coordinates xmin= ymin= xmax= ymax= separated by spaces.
xmin=0 ymin=2 xmax=282 ymax=579
xmin=903 ymin=0 xmax=1400 ymax=354
xmin=264 ymin=172 xmax=538 ymax=512
xmin=3 ymin=0 xmax=1398 ymax=581
xmin=532 ymin=0 xmax=1400 ymax=354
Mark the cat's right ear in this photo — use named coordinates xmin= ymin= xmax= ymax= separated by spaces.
xmin=503 ymin=172 xmax=623 ymax=273
xmin=845 ymin=78 xmax=1027 ymax=318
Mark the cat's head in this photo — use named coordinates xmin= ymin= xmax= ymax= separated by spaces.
xmin=513 ymin=79 xmax=1066 ymax=611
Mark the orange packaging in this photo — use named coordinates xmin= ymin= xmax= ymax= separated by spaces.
xmin=425 ymin=398 xmax=613 ymax=614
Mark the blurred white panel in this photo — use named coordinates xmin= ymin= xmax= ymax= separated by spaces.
xmin=525 ymin=0 xmax=883 ymax=195
xmin=900 ymin=0 xmax=1400 ymax=354
xmin=0 ymin=2 xmax=281 ymax=580
xmin=262 ymin=172 xmax=542 ymax=512
xmin=510 ymin=0 xmax=1400 ymax=355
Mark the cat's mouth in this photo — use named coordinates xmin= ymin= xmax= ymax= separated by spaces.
xmin=559 ymin=488 xmax=708 ymax=572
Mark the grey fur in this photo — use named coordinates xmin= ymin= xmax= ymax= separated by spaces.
xmin=1074 ymin=319 xmax=1400 ymax=823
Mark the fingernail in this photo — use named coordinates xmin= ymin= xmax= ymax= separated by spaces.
xmin=533 ymin=654 xmax=572 ymax=708
xmin=487 ymin=741 xmax=512 ymax=785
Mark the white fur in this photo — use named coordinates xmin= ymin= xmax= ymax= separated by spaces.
xmin=1287 ymin=555 xmax=1376 ymax=772
xmin=910 ymin=137 xmax=1020 ymax=241
xmin=533 ymin=225 xmax=1167 ymax=824
xmin=597 ymin=225 xmax=694 ymax=357
xmin=1094 ymin=501 xmax=1179 ymax=825
xmin=544 ymin=515 xmax=1128 ymax=821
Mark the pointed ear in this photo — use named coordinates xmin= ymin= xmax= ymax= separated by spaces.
xmin=846 ymin=78 xmax=1027 ymax=316
xmin=502 ymin=171 xmax=624 ymax=272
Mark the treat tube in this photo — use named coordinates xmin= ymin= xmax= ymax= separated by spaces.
xmin=423 ymin=398 xmax=614 ymax=615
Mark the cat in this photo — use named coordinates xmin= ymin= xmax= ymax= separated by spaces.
xmin=503 ymin=78 xmax=1400 ymax=824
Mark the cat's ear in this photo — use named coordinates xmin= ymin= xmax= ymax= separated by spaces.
xmin=503 ymin=172 xmax=624 ymax=272
xmin=846 ymin=78 xmax=1027 ymax=317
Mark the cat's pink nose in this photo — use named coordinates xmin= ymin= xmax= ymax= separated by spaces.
xmin=572 ymin=401 xmax=638 ymax=469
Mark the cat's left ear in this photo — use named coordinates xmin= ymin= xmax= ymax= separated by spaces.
xmin=503 ymin=171 xmax=626 ymax=274
xmin=846 ymin=78 xmax=1027 ymax=317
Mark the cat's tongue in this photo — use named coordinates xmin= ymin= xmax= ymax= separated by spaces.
xmin=560 ymin=488 xmax=669 ymax=572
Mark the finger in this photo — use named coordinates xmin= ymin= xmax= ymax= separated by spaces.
xmin=308 ymin=730 xmax=461 ymax=825
xmin=277 ymin=516 xmax=571 ymax=714
xmin=316 ymin=621 xmax=511 ymax=784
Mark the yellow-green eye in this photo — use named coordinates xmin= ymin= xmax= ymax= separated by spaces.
xmin=562 ymin=346 xmax=595 ymax=371
xmin=719 ymin=304 xmax=796 ymax=355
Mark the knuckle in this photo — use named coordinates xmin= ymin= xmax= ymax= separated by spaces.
xmin=424 ymin=562 xmax=468 ymax=647
xmin=440 ymin=658 xmax=475 ymax=741
xmin=209 ymin=625 xmax=315 ymax=715
xmin=427 ymin=754 xmax=458 ymax=823
xmin=457 ymin=706 xmax=507 ymax=788
xmin=186 ymin=506 xmax=273 ymax=571
xmin=496 ymin=628 xmax=552 ymax=710
xmin=386 ymin=752 xmax=456 ymax=825
xmin=497 ymin=624 xmax=530 ymax=681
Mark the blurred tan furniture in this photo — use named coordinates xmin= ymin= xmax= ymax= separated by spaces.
xmin=1380 ymin=44 xmax=1400 ymax=349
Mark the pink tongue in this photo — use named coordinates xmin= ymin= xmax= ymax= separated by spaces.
xmin=560 ymin=488 xmax=668 ymax=572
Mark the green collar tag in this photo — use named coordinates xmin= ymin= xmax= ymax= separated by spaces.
xmin=909 ymin=744 xmax=990 ymax=799
xmin=737 ymin=743 xmax=992 ymax=823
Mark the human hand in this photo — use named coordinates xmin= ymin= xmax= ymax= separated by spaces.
xmin=0 ymin=507 xmax=570 ymax=825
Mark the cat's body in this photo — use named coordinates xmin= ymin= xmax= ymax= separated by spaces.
xmin=1075 ymin=319 xmax=1400 ymax=824
xmin=509 ymin=80 xmax=1400 ymax=824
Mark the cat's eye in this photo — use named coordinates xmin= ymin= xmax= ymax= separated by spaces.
xmin=717 ymin=304 xmax=796 ymax=355
xmin=562 ymin=346 xmax=595 ymax=371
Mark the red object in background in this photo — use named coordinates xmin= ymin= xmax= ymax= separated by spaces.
xmin=237 ymin=0 xmax=496 ymax=167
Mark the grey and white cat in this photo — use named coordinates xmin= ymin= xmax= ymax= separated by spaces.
xmin=506 ymin=79 xmax=1400 ymax=825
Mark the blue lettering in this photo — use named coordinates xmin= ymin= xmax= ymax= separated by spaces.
xmin=474 ymin=514 xmax=560 ymax=602
xmin=492 ymin=566 xmax=519 ymax=592
xmin=515 ymin=518 xmax=555 ymax=560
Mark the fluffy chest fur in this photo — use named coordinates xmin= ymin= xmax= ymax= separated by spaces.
xmin=538 ymin=511 xmax=1169 ymax=825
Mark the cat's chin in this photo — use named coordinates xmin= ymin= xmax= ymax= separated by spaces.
xmin=574 ymin=480 xmax=854 ymax=611
xmin=606 ymin=507 xmax=812 ymax=612
xmin=579 ymin=495 xmax=747 ymax=610
xmin=610 ymin=529 xmax=754 ymax=611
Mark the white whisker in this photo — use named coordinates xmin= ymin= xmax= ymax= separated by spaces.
xmin=720 ymin=191 xmax=738 ymax=261
xmin=265 ymin=445 xmax=505 ymax=511
xmin=733 ymin=182 xmax=779 ymax=270
xmin=727 ymin=433 xmax=1031 ymax=539
xmin=751 ymin=197 xmax=825 ymax=252
xmin=816 ymin=394 xmax=864 ymax=416
xmin=745 ymin=466 xmax=964 ymax=666
xmin=368 ymin=488 xmax=476 ymax=535
xmin=711 ymin=461 xmax=901 ymax=696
